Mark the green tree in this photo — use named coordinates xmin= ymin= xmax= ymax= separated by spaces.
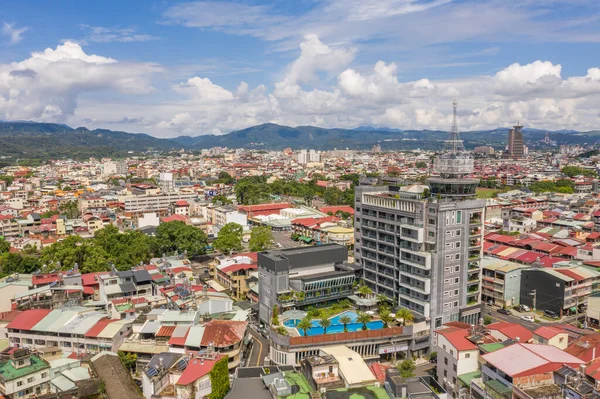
xmin=358 ymin=285 xmax=373 ymax=298
xmin=484 ymin=315 xmax=493 ymax=325
xmin=94 ymin=226 xmax=155 ymax=269
xmin=380 ymin=310 xmax=393 ymax=328
xmin=117 ymin=351 xmax=137 ymax=374
xmin=339 ymin=315 xmax=352 ymax=333
xmin=214 ymin=222 xmax=243 ymax=255
xmin=40 ymin=236 xmax=109 ymax=273
xmin=0 ymin=238 xmax=10 ymax=255
xmin=398 ymin=359 xmax=416 ymax=378
xmin=297 ymin=317 xmax=313 ymax=337
xmin=0 ymin=175 xmax=14 ymax=186
xmin=209 ymin=356 xmax=230 ymax=399
xmin=154 ymin=221 xmax=208 ymax=256
xmin=216 ymin=171 xmax=235 ymax=185
xmin=562 ymin=165 xmax=597 ymax=178
xmin=318 ymin=316 xmax=331 ymax=334
xmin=397 ymin=307 xmax=413 ymax=326
xmin=59 ymin=200 xmax=80 ymax=219
xmin=211 ymin=195 xmax=233 ymax=205
xmin=271 ymin=305 xmax=279 ymax=326
xmin=358 ymin=312 xmax=371 ymax=331
xmin=415 ymin=161 xmax=428 ymax=168
xmin=248 ymin=226 xmax=274 ymax=252
xmin=323 ymin=187 xmax=345 ymax=205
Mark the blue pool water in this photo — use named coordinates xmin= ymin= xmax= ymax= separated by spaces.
xmin=283 ymin=310 xmax=384 ymax=336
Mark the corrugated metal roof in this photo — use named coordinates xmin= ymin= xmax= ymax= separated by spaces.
xmin=31 ymin=308 xmax=87 ymax=333
xmin=156 ymin=325 xmax=176 ymax=337
xmin=184 ymin=325 xmax=205 ymax=347
xmin=140 ymin=321 xmax=161 ymax=334
xmin=61 ymin=313 xmax=107 ymax=335
xmin=96 ymin=319 xmax=131 ymax=339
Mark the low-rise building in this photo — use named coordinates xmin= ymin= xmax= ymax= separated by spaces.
xmin=0 ymin=348 xmax=51 ymax=399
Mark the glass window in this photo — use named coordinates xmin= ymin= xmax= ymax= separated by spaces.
xmin=456 ymin=211 xmax=462 ymax=223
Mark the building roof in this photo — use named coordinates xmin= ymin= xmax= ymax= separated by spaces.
xmin=482 ymin=343 xmax=584 ymax=377
xmin=436 ymin=327 xmax=478 ymax=351
xmin=84 ymin=318 xmax=115 ymax=338
xmin=486 ymin=322 xmax=533 ymax=343
xmin=6 ymin=309 xmax=52 ymax=331
xmin=0 ymin=353 xmax=49 ymax=381
xmin=176 ymin=356 xmax=220 ymax=386
xmin=199 ymin=320 xmax=247 ymax=348
xmin=91 ymin=352 xmax=142 ymax=398
xmin=534 ymin=326 xmax=566 ymax=340
xmin=321 ymin=345 xmax=377 ymax=386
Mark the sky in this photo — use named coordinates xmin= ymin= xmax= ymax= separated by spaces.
xmin=1 ymin=0 xmax=600 ymax=137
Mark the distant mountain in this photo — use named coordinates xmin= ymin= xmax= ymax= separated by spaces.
xmin=0 ymin=121 xmax=599 ymax=164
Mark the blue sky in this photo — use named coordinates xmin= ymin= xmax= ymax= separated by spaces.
xmin=0 ymin=0 xmax=600 ymax=136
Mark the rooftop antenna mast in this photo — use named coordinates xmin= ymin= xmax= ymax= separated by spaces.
xmin=444 ymin=99 xmax=465 ymax=154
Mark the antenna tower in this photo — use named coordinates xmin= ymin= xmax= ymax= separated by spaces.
xmin=443 ymin=99 xmax=465 ymax=154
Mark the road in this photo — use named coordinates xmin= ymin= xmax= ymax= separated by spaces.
xmin=487 ymin=307 xmax=584 ymax=332
xmin=247 ymin=328 xmax=269 ymax=366
xmin=272 ymin=230 xmax=307 ymax=249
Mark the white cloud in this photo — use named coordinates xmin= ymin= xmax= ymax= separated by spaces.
xmin=2 ymin=23 xmax=28 ymax=44
xmin=77 ymin=25 xmax=159 ymax=44
xmin=0 ymin=41 xmax=162 ymax=122
xmin=174 ymin=77 xmax=234 ymax=101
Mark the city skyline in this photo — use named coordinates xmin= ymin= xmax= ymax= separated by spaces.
xmin=1 ymin=1 xmax=600 ymax=137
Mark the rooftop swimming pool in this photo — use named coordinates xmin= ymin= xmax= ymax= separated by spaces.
xmin=283 ymin=310 xmax=384 ymax=336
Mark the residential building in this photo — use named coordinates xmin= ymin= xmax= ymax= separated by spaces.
xmin=0 ymin=348 xmax=51 ymax=399
xmin=532 ymin=327 xmax=569 ymax=349
xmin=435 ymin=326 xmax=479 ymax=397
xmin=101 ymin=160 xmax=127 ymax=177
xmin=481 ymin=257 xmax=528 ymax=307
xmin=121 ymin=192 xmax=199 ymax=216
xmin=507 ymin=124 xmax=526 ymax=159
xmin=258 ymin=244 xmax=353 ymax=324
xmin=354 ymin=100 xmax=485 ymax=333
xmin=485 ymin=322 xmax=533 ymax=343
xmin=214 ymin=253 xmax=258 ymax=301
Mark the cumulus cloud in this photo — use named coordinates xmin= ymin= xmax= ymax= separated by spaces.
xmin=174 ymin=77 xmax=235 ymax=101
xmin=0 ymin=41 xmax=162 ymax=122
xmin=2 ymin=23 xmax=28 ymax=44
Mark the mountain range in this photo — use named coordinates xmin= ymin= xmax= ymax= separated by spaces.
xmin=0 ymin=121 xmax=599 ymax=165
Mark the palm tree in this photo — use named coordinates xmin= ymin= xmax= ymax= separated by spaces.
xmin=358 ymin=285 xmax=373 ymax=298
xmin=376 ymin=293 xmax=388 ymax=306
xmin=318 ymin=316 xmax=332 ymax=334
xmin=339 ymin=315 xmax=352 ymax=332
xmin=357 ymin=312 xmax=371 ymax=331
xmin=397 ymin=307 xmax=413 ymax=326
xmin=380 ymin=310 xmax=393 ymax=328
xmin=297 ymin=317 xmax=313 ymax=337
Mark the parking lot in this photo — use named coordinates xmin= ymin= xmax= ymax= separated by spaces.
xmin=272 ymin=230 xmax=307 ymax=249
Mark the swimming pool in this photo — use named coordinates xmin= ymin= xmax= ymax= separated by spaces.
xmin=283 ymin=310 xmax=384 ymax=336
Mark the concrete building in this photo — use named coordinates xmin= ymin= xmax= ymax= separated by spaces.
xmin=481 ymin=257 xmax=529 ymax=308
xmin=435 ymin=326 xmax=479 ymax=398
xmin=507 ymin=124 xmax=525 ymax=159
xmin=258 ymin=244 xmax=352 ymax=324
xmin=297 ymin=150 xmax=308 ymax=165
xmin=122 ymin=192 xmax=199 ymax=216
xmin=101 ymin=160 xmax=127 ymax=177
xmin=354 ymin=100 xmax=485 ymax=333
xmin=0 ymin=348 xmax=51 ymax=399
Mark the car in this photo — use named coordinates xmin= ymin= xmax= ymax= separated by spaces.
xmin=521 ymin=304 xmax=531 ymax=312
xmin=544 ymin=310 xmax=560 ymax=319
xmin=521 ymin=315 xmax=535 ymax=322
xmin=497 ymin=308 xmax=512 ymax=315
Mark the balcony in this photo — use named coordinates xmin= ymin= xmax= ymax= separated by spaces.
xmin=470 ymin=227 xmax=482 ymax=236
xmin=469 ymin=240 xmax=481 ymax=248
xmin=468 ymin=285 xmax=480 ymax=294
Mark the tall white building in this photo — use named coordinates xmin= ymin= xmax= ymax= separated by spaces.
xmin=297 ymin=150 xmax=308 ymax=164
xmin=308 ymin=149 xmax=320 ymax=163
xmin=101 ymin=160 xmax=127 ymax=177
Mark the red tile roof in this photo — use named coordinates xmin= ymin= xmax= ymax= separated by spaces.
xmin=85 ymin=318 xmax=116 ymax=338
xmin=319 ymin=206 xmax=355 ymax=215
xmin=369 ymin=362 xmax=391 ymax=383
xmin=0 ymin=310 xmax=21 ymax=322
xmin=176 ymin=356 xmax=221 ymax=386
xmin=6 ymin=309 xmax=51 ymax=331
xmin=221 ymin=263 xmax=258 ymax=274
xmin=556 ymin=269 xmax=585 ymax=282
xmin=168 ymin=328 xmax=190 ymax=346
xmin=436 ymin=327 xmax=478 ymax=351
xmin=487 ymin=322 xmax=533 ymax=342
xmin=200 ymin=320 xmax=247 ymax=348
xmin=534 ymin=326 xmax=565 ymax=340
xmin=156 ymin=326 xmax=176 ymax=337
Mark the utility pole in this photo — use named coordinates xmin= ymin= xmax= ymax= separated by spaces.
xmin=530 ymin=289 xmax=537 ymax=320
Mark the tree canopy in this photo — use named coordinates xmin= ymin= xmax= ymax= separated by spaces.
xmin=154 ymin=221 xmax=208 ymax=256
xmin=561 ymin=165 xmax=598 ymax=178
xmin=213 ymin=222 xmax=243 ymax=254
xmin=248 ymin=226 xmax=273 ymax=252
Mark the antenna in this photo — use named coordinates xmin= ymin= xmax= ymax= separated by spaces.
xmin=443 ymin=99 xmax=465 ymax=154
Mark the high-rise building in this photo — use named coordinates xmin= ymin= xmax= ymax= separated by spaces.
xmin=354 ymin=100 xmax=485 ymax=333
xmin=308 ymin=149 xmax=320 ymax=163
xmin=297 ymin=150 xmax=308 ymax=164
xmin=507 ymin=124 xmax=525 ymax=159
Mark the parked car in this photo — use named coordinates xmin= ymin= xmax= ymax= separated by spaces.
xmin=521 ymin=315 xmax=535 ymax=322
xmin=544 ymin=310 xmax=560 ymax=319
xmin=514 ymin=304 xmax=531 ymax=313
xmin=497 ymin=308 xmax=512 ymax=315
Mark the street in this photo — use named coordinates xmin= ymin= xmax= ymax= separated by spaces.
xmin=247 ymin=328 xmax=269 ymax=367
xmin=487 ymin=307 xmax=584 ymax=332
xmin=272 ymin=230 xmax=307 ymax=249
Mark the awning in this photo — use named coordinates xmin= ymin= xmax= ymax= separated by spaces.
xmin=300 ymin=236 xmax=313 ymax=243
xmin=570 ymin=306 xmax=577 ymax=312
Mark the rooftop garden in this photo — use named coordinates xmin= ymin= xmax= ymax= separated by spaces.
xmin=280 ymin=372 xmax=391 ymax=399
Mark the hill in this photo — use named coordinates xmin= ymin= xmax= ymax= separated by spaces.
xmin=0 ymin=121 xmax=599 ymax=164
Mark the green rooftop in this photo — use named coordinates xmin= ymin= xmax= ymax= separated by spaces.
xmin=458 ymin=371 xmax=481 ymax=387
xmin=0 ymin=354 xmax=49 ymax=381
xmin=479 ymin=343 xmax=506 ymax=353
xmin=281 ymin=372 xmax=391 ymax=399
xmin=485 ymin=379 xmax=512 ymax=396
xmin=115 ymin=303 xmax=133 ymax=312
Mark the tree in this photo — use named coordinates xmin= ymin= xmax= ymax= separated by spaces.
xmin=272 ymin=305 xmax=279 ymax=326
xmin=415 ymin=161 xmax=428 ymax=168
xmin=248 ymin=226 xmax=274 ymax=252
xmin=59 ymin=200 xmax=80 ymax=219
xmin=380 ymin=310 xmax=393 ymax=328
xmin=297 ymin=318 xmax=313 ymax=337
xmin=358 ymin=285 xmax=373 ymax=298
xmin=0 ymin=175 xmax=14 ymax=186
xmin=484 ymin=315 xmax=493 ymax=325
xmin=209 ymin=356 xmax=230 ymax=399
xmin=562 ymin=165 xmax=597 ymax=178
xmin=323 ymin=187 xmax=345 ymax=205
xmin=41 ymin=236 xmax=109 ymax=273
xmin=214 ymin=222 xmax=243 ymax=255
xmin=117 ymin=351 xmax=137 ymax=374
xmin=211 ymin=195 xmax=233 ymax=205
xmin=318 ymin=316 xmax=331 ymax=334
xmin=339 ymin=315 xmax=352 ymax=333
xmin=397 ymin=307 xmax=413 ymax=326
xmin=216 ymin=171 xmax=235 ymax=185
xmin=398 ymin=359 xmax=416 ymax=378
xmin=0 ymin=238 xmax=10 ymax=255
xmin=357 ymin=312 xmax=371 ymax=331
xmin=154 ymin=221 xmax=208 ymax=256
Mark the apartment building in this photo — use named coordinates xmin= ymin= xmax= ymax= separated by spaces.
xmin=354 ymin=101 xmax=485 ymax=332
xmin=0 ymin=348 xmax=51 ymax=399
xmin=122 ymin=192 xmax=199 ymax=216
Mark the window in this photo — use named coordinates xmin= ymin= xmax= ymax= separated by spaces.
xmin=17 ymin=381 xmax=23 ymax=387
xmin=465 ymin=353 xmax=471 ymax=359
xmin=444 ymin=357 xmax=448 ymax=365
xmin=454 ymin=266 xmax=460 ymax=272
xmin=450 ymin=350 xmax=454 ymax=356
xmin=443 ymin=344 xmax=447 ymax=351
xmin=444 ymin=291 xmax=450 ymax=296
xmin=456 ymin=211 xmax=462 ymax=223
xmin=456 ymin=229 xmax=461 ymax=236
xmin=455 ymin=254 xmax=460 ymax=260
xmin=454 ymin=277 xmax=459 ymax=284
xmin=445 ymin=267 xmax=451 ymax=271
xmin=454 ymin=301 xmax=459 ymax=307
xmin=444 ymin=370 xmax=447 ymax=377
xmin=456 ymin=242 xmax=461 ymax=248
xmin=18 ymin=359 xmax=24 ymax=366
xmin=454 ymin=289 xmax=459 ymax=296
xmin=27 ymin=377 xmax=34 ymax=383
xmin=41 ymin=373 xmax=47 ymax=378
xmin=453 ymin=364 xmax=457 ymax=372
